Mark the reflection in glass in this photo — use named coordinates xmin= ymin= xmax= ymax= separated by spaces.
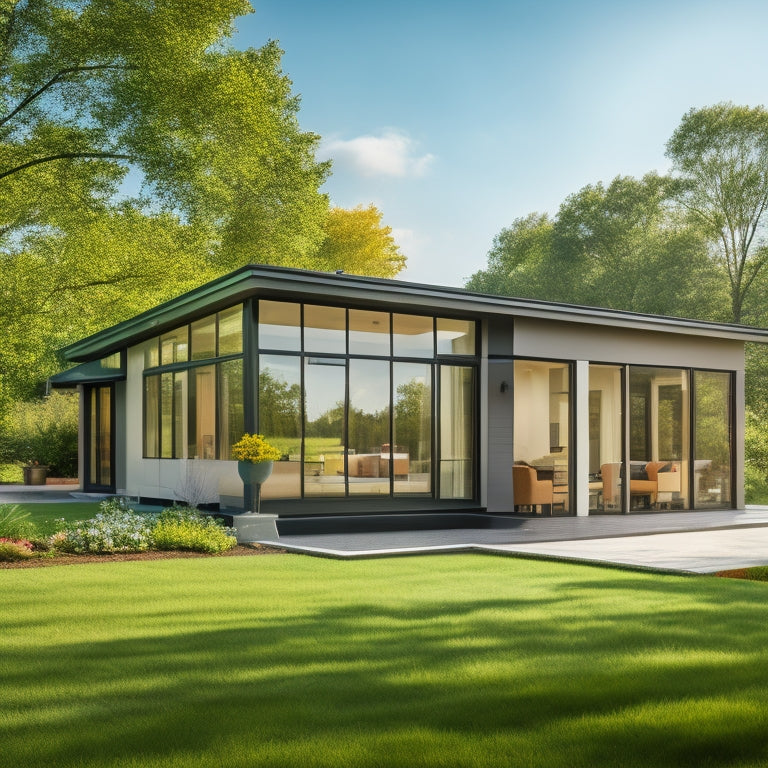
xmin=160 ymin=373 xmax=174 ymax=458
xmin=259 ymin=301 xmax=300 ymax=351
xmin=144 ymin=376 xmax=159 ymax=458
xmin=161 ymin=328 xmax=188 ymax=365
xmin=437 ymin=318 xmax=475 ymax=355
xmin=304 ymin=357 xmax=346 ymax=496
xmin=218 ymin=305 xmax=243 ymax=356
xmin=513 ymin=361 xmax=570 ymax=514
xmin=259 ymin=355 xmax=301 ymax=499
xmin=393 ymin=363 xmax=432 ymax=494
xmin=629 ymin=367 xmax=689 ymax=510
xmin=173 ymin=371 xmax=187 ymax=459
xmin=349 ymin=310 xmax=390 ymax=356
xmin=589 ymin=365 xmax=623 ymax=513
xmin=393 ymin=314 xmax=433 ymax=357
xmin=694 ymin=371 xmax=732 ymax=508
xmin=439 ymin=366 xmax=474 ymax=499
xmin=144 ymin=340 xmax=159 ymax=369
xmin=98 ymin=387 xmax=111 ymax=486
xmin=189 ymin=366 xmax=216 ymax=459
xmin=348 ymin=359 xmax=391 ymax=495
xmin=218 ymin=360 xmax=243 ymax=461
xmin=191 ymin=315 xmax=216 ymax=361
xmin=304 ymin=305 xmax=346 ymax=354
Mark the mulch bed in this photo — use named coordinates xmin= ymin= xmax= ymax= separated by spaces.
xmin=0 ymin=543 xmax=286 ymax=569
xmin=715 ymin=568 xmax=752 ymax=580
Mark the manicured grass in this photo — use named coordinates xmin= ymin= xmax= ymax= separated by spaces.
xmin=3 ymin=555 xmax=768 ymax=767
xmin=10 ymin=502 xmax=103 ymax=536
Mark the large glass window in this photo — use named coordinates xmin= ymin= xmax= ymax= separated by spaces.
xmin=513 ymin=361 xmax=570 ymax=515
xmin=259 ymin=301 xmax=300 ymax=351
xmin=218 ymin=305 xmax=243 ymax=356
xmin=259 ymin=355 xmax=301 ymax=500
xmin=253 ymin=301 xmax=478 ymax=501
xmin=218 ymin=360 xmax=244 ymax=461
xmin=189 ymin=366 xmax=216 ymax=459
xmin=437 ymin=319 xmax=475 ymax=356
xmin=393 ymin=363 xmax=432 ymax=495
xmin=349 ymin=310 xmax=390 ymax=356
xmin=629 ymin=367 xmax=690 ymax=510
xmin=348 ymin=359 xmax=391 ymax=495
xmin=589 ymin=365 xmax=623 ymax=513
xmin=304 ymin=305 xmax=346 ymax=354
xmin=304 ymin=358 xmax=346 ymax=496
xmin=393 ymin=314 xmax=433 ymax=357
xmin=439 ymin=366 xmax=474 ymax=499
xmin=144 ymin=376 xmax=160 ymax=458
xmin=694 ymin=371 xmax=732 ymax=509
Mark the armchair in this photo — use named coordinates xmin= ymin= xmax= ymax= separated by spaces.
xmin=513 ymin=464 xmax=555 ymax=515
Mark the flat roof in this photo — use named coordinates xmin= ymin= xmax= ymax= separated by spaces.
xmin=61 ymin=264 xmax=768 ymax=361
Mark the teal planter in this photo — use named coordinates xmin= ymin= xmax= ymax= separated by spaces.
xmin=237 ymin=460 xmax=274 ymax=486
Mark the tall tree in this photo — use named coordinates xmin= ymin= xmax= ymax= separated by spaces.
xmin=465 ymin=212 xmax=553 ymax=297
xmin=0 ymin=0 xmax=330 ymax=268
xmin=313 ymin=205 xmax=406 ymax=278
xmin=666 ymin=102 xmax=768 ymax=324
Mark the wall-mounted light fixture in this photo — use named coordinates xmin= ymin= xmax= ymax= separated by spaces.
xmin=500 ymin=381 xmax=509 ymax=393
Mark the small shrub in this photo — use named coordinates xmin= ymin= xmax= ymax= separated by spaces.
xmin=0 ymin=538 xmax=34 ymax=561
xmin=0 ymin=504 xmax=38 ymax=540
xmin=152 ymin=506 xmax=237 ymax=554
xmin=53 ymin=498 xmax=153 ymax=553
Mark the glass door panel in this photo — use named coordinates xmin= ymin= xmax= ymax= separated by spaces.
xmin=393 ymin=363 xmax=432 ymax=495
xmin=86 ymin=385 xmax=114 ymax=492
xmin=694 ymin=371 xmax=732 ymax=508
xmin=513 ymin=361 xmax=571 ymax=515
xmin=589 ymin=365 xmax=624 ymax=513
xmin=629 ymin=367 xmax=690 ymax=510
xmin=439 ymin=365 xmax=474 ymax=499
xmin=348 ymin=359 xmax=391 ymax=495
xmin=304 ymin=358 xmax=346 ymax=496
xmin=259 ymin=355 xmax=302 ymax=499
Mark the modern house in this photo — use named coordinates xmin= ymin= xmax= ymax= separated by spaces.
xmin=51 ymin=264 xmax=768 ymax=520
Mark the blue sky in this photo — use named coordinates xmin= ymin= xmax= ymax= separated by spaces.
xmin=234 ymin=0 xmax=768 ymax=287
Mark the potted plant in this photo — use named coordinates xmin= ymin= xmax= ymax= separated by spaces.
xmin=22 ymin=460 xmax=49 ymax=486
xmin=231 ymin=434 xmax=281 ymax=513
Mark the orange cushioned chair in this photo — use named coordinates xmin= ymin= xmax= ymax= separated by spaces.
xmin=513 ymin=464 xmax=554 ymax=516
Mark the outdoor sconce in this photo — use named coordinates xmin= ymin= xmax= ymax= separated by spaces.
xmin=500 ymin=381 xmax=509 ymax=393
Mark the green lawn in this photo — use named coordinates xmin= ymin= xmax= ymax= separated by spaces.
xmin=15 ymin=501 xmax=102 ymax=535
xmin=3 ymin=555 xmax=768 ymax=768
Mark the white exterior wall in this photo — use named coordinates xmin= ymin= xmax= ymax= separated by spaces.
xmin=123 ymin=342 xmax=245 ymax=507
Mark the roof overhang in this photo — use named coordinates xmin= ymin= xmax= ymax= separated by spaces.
xmin=60 ymin=264 xmax=768 ymax=362
xmin=49 ymin=356 xmax=126 ymax=387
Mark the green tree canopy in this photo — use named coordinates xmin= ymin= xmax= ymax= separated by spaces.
xmin=666 ymin=102 xmax=768 ymax=323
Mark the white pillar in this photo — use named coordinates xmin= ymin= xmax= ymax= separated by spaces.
xmin=574 ymin=360 xmax=590 ymax=516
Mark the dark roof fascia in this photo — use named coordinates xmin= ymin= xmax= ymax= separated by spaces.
xmin=49 ymin=358 xmax=126 ymax=387
xmin=61 ymin=264 xmax=768 ymax=362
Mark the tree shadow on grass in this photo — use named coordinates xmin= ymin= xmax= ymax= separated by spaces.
xmin=4 ymin=579 xmax=768 ymax=768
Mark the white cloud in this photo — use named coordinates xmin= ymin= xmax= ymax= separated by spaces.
xmin=319 ymin=131 xmax=435 ymax=178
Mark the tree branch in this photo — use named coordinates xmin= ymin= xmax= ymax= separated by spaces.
xmin=0 ymin=151 xmax=133 ymax=181
xmin=0 ymin=64 xmax=133 ymax=128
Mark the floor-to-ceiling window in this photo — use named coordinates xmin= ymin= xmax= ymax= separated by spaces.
xmin=693 ymin=370 xmax=733 ymax=508
xmin=588 ymin=365 xmax=623 ymax=513
xmin=256 ymin=300 xmax=477 ymax=502
xmin=86 ymin=384 xmax=114 ymax=492
xmin=513 ymin=360 xmax=571 ymax=515
xmin=628 ymin=367 xmax=690 ymax=510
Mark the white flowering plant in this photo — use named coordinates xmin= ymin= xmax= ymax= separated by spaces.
xmin=53 ymin=498 xmax=154 ymax=554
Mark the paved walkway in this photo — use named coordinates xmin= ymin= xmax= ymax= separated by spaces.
xmin=267 ymin=508 xmax=768 ymax=573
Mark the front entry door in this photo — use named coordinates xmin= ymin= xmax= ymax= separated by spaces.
xmin=85 ymin=384 xmax=115 ymax=493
